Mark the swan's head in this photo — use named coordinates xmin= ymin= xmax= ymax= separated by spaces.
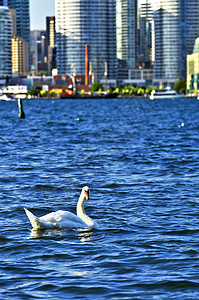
xmin=82 ymin=186 xmax=89 ymax=200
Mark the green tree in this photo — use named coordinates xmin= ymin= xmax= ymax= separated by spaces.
xmin=173 ymin=77 xmax=186 ymax=93
xmin=137 ymin=88 xmax=144 ymax=96
xmin=39 ymin=71 xmax=48 ymax=76
xmin=28 ymin=88 xmax=39 ymax=96
xmin=118 ymin=84 xmax=124 ymax=92
xmin=113 ymin=87 xmax=119 ymax=94
xmin=91 ymin=81 xmax=103 ymax=93
xmin=129 ymin=86 xmax=135 ymax=95
xmin=49 ymin=89 xmax=55 ymax=95
xmin=56 ymin=89 xmax=62 ymax=95
xmin=40 ymin=90 xmax=47 ymax=97
xmin=145 ymin=85 xmax=155 ymax=95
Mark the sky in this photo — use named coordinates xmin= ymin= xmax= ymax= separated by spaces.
xmin=30 ymin=0 xmax=54 ymax=30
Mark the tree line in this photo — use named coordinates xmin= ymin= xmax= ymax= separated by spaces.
xmin=28 ymin=77 xmax=186 ymax=97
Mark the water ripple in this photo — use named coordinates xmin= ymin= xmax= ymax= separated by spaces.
xmin=0 ymin=98 xmax=199 ymax=299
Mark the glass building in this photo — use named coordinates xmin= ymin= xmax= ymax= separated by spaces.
xmin=139 ymin=0 xmax=154 ymax=68
xmin=117 ymin=0 xmax=137 ymax=68
xmin=0 ymin=0 xmax=8 ymax=5
xmin=0 ymin=6 xmax=12 ymax=79
xmin=8 ymin=0 xmax=30 ymax=43
xmin=154 ymin=0 xmax=196 ymax=81
xmin=55 ymin=0 xmax=117 ymax=80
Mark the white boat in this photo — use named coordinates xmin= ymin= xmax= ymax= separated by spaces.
xmin=15 ymin=93 xmax=27 ymax=99
xmin=1 ymin=85 xmax=27 ymax=94
xmin=0 ymin=85 xmax=27 ymax=100
xmin=149 ymin=87 xmax=183 ymax=100
xmin=0 ymin=94 xmax=14 ymax=101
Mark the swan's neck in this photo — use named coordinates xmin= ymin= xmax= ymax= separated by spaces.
xmin=76 ymin=196 xmax=86 ymax=219
xmin=76 ymin=196 xmax=94 ymax=226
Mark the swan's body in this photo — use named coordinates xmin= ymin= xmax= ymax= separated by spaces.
xmin=24 ymin=186 xmax=95 ymax=230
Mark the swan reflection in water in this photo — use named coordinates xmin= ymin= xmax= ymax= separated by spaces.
xmin=28 ymin=226 xmax=95 ymax=242
xmin=77 ymin=227 xmax=95 ymax=243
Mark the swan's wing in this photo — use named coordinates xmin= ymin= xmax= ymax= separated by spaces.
xmin=40 ymin=210 xmax=88 ymax=228
xmin=24 ymin=208 xmax=54 ymax=229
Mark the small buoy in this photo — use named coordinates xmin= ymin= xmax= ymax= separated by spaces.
xmin=18 ymin=99 xmax=25 ymax=119
xmin=178 ymin=122 xmax=184 ymax=128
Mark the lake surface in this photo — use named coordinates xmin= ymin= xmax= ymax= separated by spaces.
xmin=0 ymin=97 xmax=199 ymax=299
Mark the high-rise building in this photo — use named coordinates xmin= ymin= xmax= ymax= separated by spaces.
xmin=0 ymin=0 xmax=8 ymax=5
xmin=0 ymin=6 xmax=12 ymax=80
xmin=8 ymin=0 xmax=30 ymax=43
xmin=139 ymin=0 xmax=154 ymax=68
xmin=153 ymin=0 xmax=196 ymax=83
xmin=9 ymin=8 xmax=17 ymax=35
xmin=12 ymin=35 xmax=29 ymax=76
xmin=46 ymin=17 xmax=56 ymax=74
xmin=46 ymin=17 xmax=56 ymax=49
xmin=30 ymin=30 xmax=48 ymax=75
xmin=55 ymin=0 xmax=117 ymax=81
xmin=8 ymin=0 xmax=30 ymax=75
xmin=116 ymin=0 xmax=137 ymax=68
xmin=194 ymin=1 xmax=199 ymax=41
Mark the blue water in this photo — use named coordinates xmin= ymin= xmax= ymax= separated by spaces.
xmin=0 ymin=97 xmax=199 ymax=299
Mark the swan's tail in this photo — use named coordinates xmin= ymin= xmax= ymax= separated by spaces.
xmin=24 ymin=208 xmax=44 ymax=229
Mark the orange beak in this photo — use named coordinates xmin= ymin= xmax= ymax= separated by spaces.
xmin=85 ymin=191 xmax=89 ymax=200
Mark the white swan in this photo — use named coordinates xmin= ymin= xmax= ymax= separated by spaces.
xmin=24 ymin=186 xmax=95 ymax=229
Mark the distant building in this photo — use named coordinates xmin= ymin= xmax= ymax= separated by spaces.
xmin=0 ymin=0 xmax=8 ymax=5
xmin=46 ymin=17 xmax=56 ymax=75
xmin=46 ymin=17 xmax=55 ymax=49
xmin=139 ymin=0 xmax=154 ymax=68
xmin=187 ymin=37 xmax=199 ymax=93
xmin=30 ymin=19 xmax=56 ymax=77
xmin=9 ymin=8 xmax=16 ymax=34
xmin=55 ymin=0 xmax=117 ymax=81
xmin=30 ymin=30 xmax=48 ymax=76
xmin=12 ymin=35 xmax=29 ymax=76
xmin=153 ymin=0 xmax=197 ymax=86
xmin=8 ymin=0 xmax=30 ymax=43
xmin=118 ymin=68 xmax=153 ymax=86
xmin=117 ymin=0 xmax=138 ymax=69
xmin=8 ymin=0 xmax=30 ymax=75
xmin=0 ymin=6 xmax=12 ymax=81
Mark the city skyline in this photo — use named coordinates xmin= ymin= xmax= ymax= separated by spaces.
xmin=1 ymin=0 xmax=198 ymax=89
